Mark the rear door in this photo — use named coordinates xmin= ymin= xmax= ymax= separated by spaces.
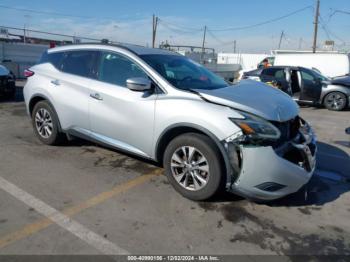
xmin=299 ymin=68 xmax=322 ymax=102
xmin=261 ymin=67 xmax=291 ymax=94
xmin=88 ymin=51 xmax=157 ymax=158
xmin=51 ymin=50 xmax=99 ymax=132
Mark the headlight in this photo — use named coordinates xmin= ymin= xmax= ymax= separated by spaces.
xmin=230 ymin=111 xmax=281 ymax=140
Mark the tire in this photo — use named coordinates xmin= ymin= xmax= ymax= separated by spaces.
xmin=163 ymin=133 xmax=225 ymax=201
xmin=324 ymin=92 xmax=347 ymax=111
xmin=32 ymin=101 xmax=65 ymax=145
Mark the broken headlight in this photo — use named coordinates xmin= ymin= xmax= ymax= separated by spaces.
xmin=230 ymin=111 xmax=281 ymax=141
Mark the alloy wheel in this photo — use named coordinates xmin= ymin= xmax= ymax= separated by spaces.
xmin=325 ymin=93 xmax=345 ymax=110
xmin=170 ymin=146 xmax=210 ymax=191
xmin=35 ymin=108 xmax=53 ymax=139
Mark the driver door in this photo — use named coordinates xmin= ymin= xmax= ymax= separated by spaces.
xmin=299 ymin=68 xmax=322 ymax=102
xmin=88 ymin=51 xmax=157 ymax=158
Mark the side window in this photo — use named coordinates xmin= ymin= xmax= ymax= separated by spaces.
xmin=38 ymin=51 xmax=64 ymax=69
xmin=301 ymin=70 xmax=315 ymax=81
xmin=61 ymin=51 xmax=99 ymax=78
xmin=98 ymin=52 xmax=148 ymax=87
xmin=48 ymin=52 xmax=64 ymax=69
xmin=274 ymin=70 xmax=285 ymax=79
xmin=263 ymin=68 xmax=285 ymax=80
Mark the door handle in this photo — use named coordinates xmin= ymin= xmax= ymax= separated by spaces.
xmin=90 ymin=93 xmax=103 ymax=101
xmin=51 ymin=79 xmax=60 ymax=86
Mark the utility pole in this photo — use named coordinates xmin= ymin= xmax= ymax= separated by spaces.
xmin=298 ymin=37 xmax=303 ymax=50
xmin=233 ymin=40 xmax=237 ymax=53
xmin=23 ymin=24 xmax=26 ymax=44
xmin=201 ymin=26 xmax=207 ymax=63
xmin=278 ymin=30 xmax=284 ymax=50
xmin=312 ymin=0 xmax=320 ymax=53
xmin=152 ymin=14 xmax=159 ymax=48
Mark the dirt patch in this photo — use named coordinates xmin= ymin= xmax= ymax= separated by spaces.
xmin=297 ymin=206 xmax=322 ymax=215
xmin=11 ymin=108 xmax=27 ymax=116
xmin=198 ymin=202 xmax=218 ymax=212
xmin=197 ymin=202 xmax=350 ymax=255
xmin=298 ymin=207 xmax=312 ymax=215
xmin=93 ymin=153 xmax=158 ymax=174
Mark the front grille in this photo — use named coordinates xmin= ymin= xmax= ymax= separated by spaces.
xmin=271 ymin=116 xmax=301 ymax=147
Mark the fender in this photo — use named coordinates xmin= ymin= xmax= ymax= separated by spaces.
xmin=155 ymin=123 xmax=233 ymax=187
xmin=28 ymin=93 xmax=63 ymax=132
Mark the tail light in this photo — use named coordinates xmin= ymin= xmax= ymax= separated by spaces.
xmin=24 ymin=69 xmax=35 ymax=78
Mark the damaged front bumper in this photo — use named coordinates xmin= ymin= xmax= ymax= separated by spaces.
xmin=224 ymin=118 xmax=317 ymax=201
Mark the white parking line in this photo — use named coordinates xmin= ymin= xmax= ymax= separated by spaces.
xmin=0 ymin=176 xmax=129 ymax=255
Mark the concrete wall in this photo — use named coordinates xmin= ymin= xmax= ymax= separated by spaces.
xmin=0 ymin=42 xmax=48 ymax=78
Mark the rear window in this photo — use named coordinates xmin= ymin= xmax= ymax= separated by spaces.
xmin=262 ymin=68 xmax=285 ymax=80
xmin=38 ymin=51 xmax=64 ymax=69
xmin=61 ymin=51 xmax=99 ymax=78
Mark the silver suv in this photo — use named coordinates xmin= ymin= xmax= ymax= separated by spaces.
xmin=24 ymin=44 xmax=317 ymax=201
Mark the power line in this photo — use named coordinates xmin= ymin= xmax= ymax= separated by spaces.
xmin=328 ymin=9 xmax=350 ymax=21
xmin=0 ymin=25 xmax=109 ymax=42
xmin=158 ymin=21 xmax=202 ymax=35
xmin=206 ymin=29 xmax=234 ymax=46
xmin=209 ymin=5 xmax=313 ymax=31
xmin=159 ymin=19 xmax=203 ymax=32
xmin=319 ymin=15 xmax=347 ymax=44
xmin=0 ymin=4 xmax=92 ymax=19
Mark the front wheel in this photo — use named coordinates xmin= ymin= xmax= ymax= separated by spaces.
xmin=163 ymin=133 xmax=225 ymax=201
xmin=324 ymin=92 xmax=347 ymax=111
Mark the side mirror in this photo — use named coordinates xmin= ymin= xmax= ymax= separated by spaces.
xmin=126 ymin=77 xmax=152 ymax=91
xmin=314 ymin=77 xmax=323 ymax=84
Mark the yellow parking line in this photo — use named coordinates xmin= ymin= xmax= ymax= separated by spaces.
xmin=0 ymin=169 xmax=162 ymax=249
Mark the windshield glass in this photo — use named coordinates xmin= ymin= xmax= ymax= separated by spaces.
xmin=140 ymin=54 xmax=229 ymax=90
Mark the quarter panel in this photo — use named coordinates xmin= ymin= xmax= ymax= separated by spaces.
xmin=321 ymin=85 xmax=350 ymax=102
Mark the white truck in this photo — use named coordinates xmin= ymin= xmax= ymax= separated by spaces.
xmin=271 ymin=51 xmax=350 ymax=78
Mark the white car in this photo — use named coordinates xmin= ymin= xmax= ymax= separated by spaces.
xmin=23 ymin=43 xmax=317 ymax=201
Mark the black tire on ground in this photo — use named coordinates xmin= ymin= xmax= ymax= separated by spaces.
xmin=163 ymin=133 xmax=225 ymax=201
xmin=324 ymin=92 xmax=347 ymax=111
xmin=31 ymin=101 xmax=66 ymax=145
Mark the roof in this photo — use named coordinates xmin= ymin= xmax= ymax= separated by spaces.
xmin=48 ymin=43 xmax=180 ymax=56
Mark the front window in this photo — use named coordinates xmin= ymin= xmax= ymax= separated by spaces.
xmin=140 ymin=54 xmax=228 ymax=90
xmin=98 ymin=52 xmax=148 ymax=87
xmin=300 ymin=68 xmax=329 ymax=82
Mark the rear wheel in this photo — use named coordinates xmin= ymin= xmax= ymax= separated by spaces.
xmin=324 ymin=92 xmax=347 ymax=111
xmin=32 ymin=101 xmax=65 ymax=145
xmin=163 ymin=133 xmax=225 ymax=201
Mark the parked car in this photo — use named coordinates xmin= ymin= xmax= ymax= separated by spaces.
xmin=23 ymin=44 xmax=317 ymax=201
xmin=0 ymin=64 xmax=16 ymax=98
xmin=242 ymin=66 xmax=350 ymax=111
xmin=261 ymin=52 xmax=350 ymax=78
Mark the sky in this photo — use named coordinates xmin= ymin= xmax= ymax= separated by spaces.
xmin=0 ymin=0 xmax=349 ymax=53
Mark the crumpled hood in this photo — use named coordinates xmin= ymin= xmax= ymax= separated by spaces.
xmin=195 ymin=80 xmax=299 ymax=122
xmin=330 ymin=75 xmax=350 ymax=87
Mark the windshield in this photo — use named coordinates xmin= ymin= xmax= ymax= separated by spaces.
xmin=140 ymin=54 xmax=229 ymax=90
